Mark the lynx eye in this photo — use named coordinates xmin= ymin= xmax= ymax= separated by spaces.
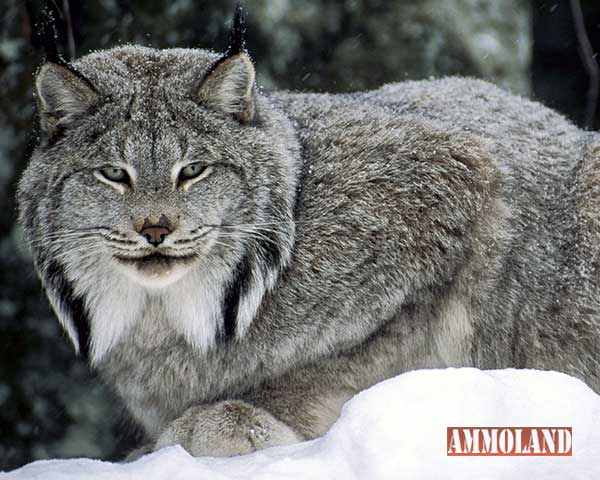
xmin=179 ymin=162 xmax=208 ymax=182
xmin=176 ymin=162 xmax=213 ymax=190
xmin=98 ymin=167 xmax=130 ymax=184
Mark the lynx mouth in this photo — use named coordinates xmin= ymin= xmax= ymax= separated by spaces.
xmin=114 ymin=252 xmax=198 ymax=288
xmin=114 ymin=252 xmax=197 ymax=269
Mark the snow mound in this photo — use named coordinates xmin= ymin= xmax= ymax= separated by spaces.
xmin=3 ymin=368 xmax=600 ymax=480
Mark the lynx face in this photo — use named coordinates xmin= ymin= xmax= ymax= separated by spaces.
xmin=49 ymin=90 xmax=256 ymax=290
xmin=18 ymin=47 xmax=300 ymax=363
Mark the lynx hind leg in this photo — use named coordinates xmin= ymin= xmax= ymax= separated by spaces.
xmin=154 ymin=400 xmax=303 ymax=457
xmin=573 ymin=137 xmax=600 ymax=287
xmin=576 ymin=137 xmax=600 ymax=244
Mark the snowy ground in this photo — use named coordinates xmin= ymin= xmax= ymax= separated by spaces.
xmin=3 ymin=368 xmax=599 ymax=480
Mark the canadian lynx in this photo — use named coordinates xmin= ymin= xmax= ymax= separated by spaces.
xmin=18 ymin=9 xmax=600 ymax=457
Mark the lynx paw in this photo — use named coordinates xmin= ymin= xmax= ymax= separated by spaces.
xmin=154 ymin=400 xmax=303 ymax=457
xmin=123 ymin=443 xmax=154 ymax=462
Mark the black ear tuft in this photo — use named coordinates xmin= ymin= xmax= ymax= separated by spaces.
xmin=226 ymin=3 xmax=247 ymax=57
xmin=39 ymin=6 xmax=64 ymax=65
xmin=36 ymin=5 xmax=92 ymax=79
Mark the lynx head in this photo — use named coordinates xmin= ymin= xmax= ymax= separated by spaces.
xmin=18 ymin=10 xmax=300 ymax=364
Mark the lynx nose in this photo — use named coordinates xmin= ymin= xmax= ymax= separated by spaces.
xmin=139 ymin=215 xmax=172 ymax=247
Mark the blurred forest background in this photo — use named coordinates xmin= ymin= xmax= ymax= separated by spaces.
xmin=1 ymin=0 xmax=599 ymax=470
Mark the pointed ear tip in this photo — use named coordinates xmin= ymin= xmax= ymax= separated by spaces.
xmin=36 ymin=61 xmax=65 ymax=78
xmin=35 ymin=64 xmax=52 ymax=90
xmin=233 ymin=51 xmax=255 ymax=67
xmin=238 ymin=51 xmax=254 ymax=65
xmin=36 ymin=62 xmax=52 ymax=74
xmin=218 ymin=51 xmax=255 ymax=72
xmin=230 ymin=52 xmax=256 ymax=81
xmin=35 ymin=63 xmax=64 ymax=93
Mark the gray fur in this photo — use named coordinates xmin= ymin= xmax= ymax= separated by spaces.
xmin=18 ymin=45 xmax=600 ymax=457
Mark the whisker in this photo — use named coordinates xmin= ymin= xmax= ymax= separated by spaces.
xmin=192 ymin=219 xmax=326 ymax=230
xmin=210 ymin=240 xmax=236 ymax=251
xmin=48 ymin=246 xmax=104 ymax=264
xmin=174 ymin=229 xmax=213 ymax=245
xmin=216 ymin=231 xmax=282 ymax=247
xmin=27 ymin=229 xmax=139 ymax=249
xmin=28 ymin=234 xmax=101 ymax=248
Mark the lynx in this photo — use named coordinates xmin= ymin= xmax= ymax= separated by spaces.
xmin=18 ymin=9 xmax=600 ymax=457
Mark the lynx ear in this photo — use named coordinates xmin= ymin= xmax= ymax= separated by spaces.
xmin=197 ymin=5 xmax=256 ymax=122
xmin=197 ymin=53 xmax=256 ymax=122
xmin=35 ymin=62 xmax=99 ymax=134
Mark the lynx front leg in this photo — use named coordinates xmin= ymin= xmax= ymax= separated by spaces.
xmin=154 ymin=400 xmax=303 ymax=457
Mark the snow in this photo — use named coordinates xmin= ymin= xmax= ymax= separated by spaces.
xmin=3 ymin=368 xmax=600 ymax=480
